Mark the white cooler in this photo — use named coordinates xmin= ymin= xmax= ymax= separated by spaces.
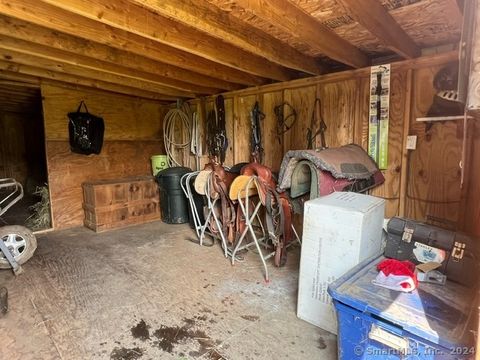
xmin=297 ymin=192 xmax=385 ymax=334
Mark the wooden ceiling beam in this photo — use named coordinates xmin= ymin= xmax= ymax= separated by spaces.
xmin=39 ymin=0 xmax=294 ymax=81
xmin=0 ymin=35 xmax=221 ymax=95
xmin=131 ymin=0 xmax=325 ymax=75
xmin=0 ymin=49 xmax=196 ymax=98
xmin=336 ymin=0 xmax=420 ymax=59
xmin=0 ymin=15 xmax=240 ymax=92
xmin=444 ymin=0 xmax=464 ymax=26
xmin=0 ymin=0 xmax=266 ymax=86
xmin=0 ymin=64 xmax=180 ymax=102
xmin=234 ymin=0 xmax=369 ymax=68
xmin=0 ymin=92 xmax=38 ymax=100
xmin=0 ymin=80 xmax=39 ymax=89
xmin=0 ymin=71 xmax=41 ymax=86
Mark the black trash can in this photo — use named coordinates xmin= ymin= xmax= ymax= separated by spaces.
xmin=155 ymin=167 xmax=191 ymax=224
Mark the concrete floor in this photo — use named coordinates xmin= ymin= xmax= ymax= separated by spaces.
xmin=0 ymin=221 xmax=336 ymax=360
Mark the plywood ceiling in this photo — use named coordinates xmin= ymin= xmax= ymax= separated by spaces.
xmin=0 ymin=0 xmax=463 ymax=102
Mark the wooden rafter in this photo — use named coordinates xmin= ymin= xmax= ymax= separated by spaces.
xmin=0 ymin=0 xmax=266 ymax=86
xmin=132 ymin=0 xmax=325 ymax=75
xmin=0 ymin=16 xmax=240 ymax=92
xmin=336 ymin=0 xmax=420 ymax=59
xmin=0 ymin=35 xmax=221 ymax=95
xmin=444 ymin=0 xmax=464 ymax=25
xmin=234 ymin=0 xmax=369 ymax=68
xmin=0 ymin=64 xmax=179 ymax=102
xmin=39 ymin=0 xmax=295 ymax=81
xmin=0 ymin=49 xmax=196 ymax=98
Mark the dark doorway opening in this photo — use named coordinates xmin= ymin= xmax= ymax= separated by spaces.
xmin=0 ymin=81 xmax=51 ymax=231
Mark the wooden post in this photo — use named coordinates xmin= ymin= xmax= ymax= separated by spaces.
xmin=398 ymin=69 xmax=413 ymax=217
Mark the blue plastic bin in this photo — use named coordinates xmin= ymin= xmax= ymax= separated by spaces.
xmin=328 ymin=256 xmax=477 ymax=360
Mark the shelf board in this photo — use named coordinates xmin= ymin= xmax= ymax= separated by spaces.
xmin=416 ymin=115 xmax=474 ymax=122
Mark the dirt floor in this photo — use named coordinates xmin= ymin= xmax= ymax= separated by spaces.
xmin=0 ymin=221 xmax=336 ymax=360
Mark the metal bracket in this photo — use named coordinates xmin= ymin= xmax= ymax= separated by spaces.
xmin=0 ymin=238 xmax=23 ymax=275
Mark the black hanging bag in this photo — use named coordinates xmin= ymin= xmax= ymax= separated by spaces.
xmin=68 ymin=101 xmax=105 ymax=155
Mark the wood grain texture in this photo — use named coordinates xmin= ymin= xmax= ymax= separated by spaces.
xmin=261 ymin=91 xmax=284 ymax=171
xmin=318 ymin=80 xmax=356 ymax=147
xmin=282 ymin=86 xmax=317 ymax=151
xmin=82 ymin=176 xmax=160 ymax=232
xmin=42 ymin=83 xmax=165 ymax=229
xmin=0 ymin=14 xmax=239 ymax=92
xmin=47 ymin=141 xmax=162 ymax=229
xmin=368 ymin=72 xmax=408 ymax=217
xmin=233 ymin=0 xmax=369 ymax=68
xmin=233 ymin=95 xmax=258 ymax=164
xmin=460 ymin=121 xmax=480 ymax=236
xmin=0 ymin=112 xmax=28 ymax=185
xmin=42 ymin=83 xmax=166 ymax=141
xmin=40 ymin=0 xmax=294 ymax=81
xmin=0 ymin=61 xmax=178 ymax=102
xmin=467 ymin=0 xmax=480 ymax=112
xmin=336 ymin=0 xmax=420 ymax=59
xmin=131 ymin=0 xmax=324 ymax=75
xmin=0 ymin=47 xmax=195 ymax=98
xmin=406 ymin=65 xmax=464 ymax=228
xmin=0 ymin=0 xmax=265 ymax=86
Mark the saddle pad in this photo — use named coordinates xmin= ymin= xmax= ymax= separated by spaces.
xmin=278 ymin=144 xmax=379 ymax=191
xmin=194 ymin=169 xmax=212 ymax=195
xmin=229 ymin=175 xmax=259 ymax=200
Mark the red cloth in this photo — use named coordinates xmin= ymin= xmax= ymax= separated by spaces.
xmin=377 ymin=259 xmax=418 ymax=289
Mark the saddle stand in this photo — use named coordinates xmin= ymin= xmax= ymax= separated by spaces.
xmin=230 ymin=175 xmax=300 ymax=281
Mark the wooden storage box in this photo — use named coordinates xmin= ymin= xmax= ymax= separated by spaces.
xmin=82 ymin=175 xmax=160 ymax=232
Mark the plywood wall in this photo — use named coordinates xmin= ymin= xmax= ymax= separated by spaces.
xmin=0 ymin=112 xmax=28 ymax=185
xmin=190 ymin=51 xmax=475 ymax=231
xmin=42 ymin=83 xmax=167 ymax=229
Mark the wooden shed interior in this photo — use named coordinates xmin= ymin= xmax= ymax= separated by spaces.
xmin=0 ymin=0 xmax=479 ymax=359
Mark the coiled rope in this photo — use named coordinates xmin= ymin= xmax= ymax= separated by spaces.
xmin=163 ymin=101 xmax=192 ymax=167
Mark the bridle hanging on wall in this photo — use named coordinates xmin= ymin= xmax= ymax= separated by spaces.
xmin=274 ymin=102 xmax=297 ymax=144
xmin=250 ymin=101 xmax=265 ymax=163
xmin=206 ymin=95 xmax=228 ymax=165
xmin=306 ymin=98 xmax=327 ymax=150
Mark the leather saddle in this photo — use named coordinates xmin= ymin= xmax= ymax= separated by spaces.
xmin=231 ymin=163 xmax=293 ymax=267
xmin=194 ymin=162 xmax=246 ymax=244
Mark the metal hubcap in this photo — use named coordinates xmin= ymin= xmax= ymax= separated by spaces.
xmin=0 ymin=233 xmax=26 ymax=258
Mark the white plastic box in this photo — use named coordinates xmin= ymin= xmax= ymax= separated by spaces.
xmin=297 ymin=192 xmax=385 ymax=334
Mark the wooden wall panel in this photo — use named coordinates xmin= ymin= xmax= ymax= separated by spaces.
xmin=47 ymin=141 xmax=161 ymax=229
xmin=318 ymin=80 xmax=356 ymax=147
xmin=460 ymin=121 xmax=480 ymax=235
xmin=224 ymin=98 xmax=235 ymax=166
xmin=0 ymin=112 xmax=28 ymax=185
xmin=365 ymin=72 xmax=409 ymax=217
xmin=42 ymin=83 xmax=165 ymax=141
xmin=405 ymin=66 xmax=464 ymax=228
xmin=42 ymin=83 xmax=166 ymax=229
xmin=283 ymin=86 xmax=317 ymax=151
xmin=233 ymin=95 xmax=257 ymax=163
xmin=212 ymin=55 xmax=471 ymax=230
xmin=261 ymin=91 xmax=284 ymax=171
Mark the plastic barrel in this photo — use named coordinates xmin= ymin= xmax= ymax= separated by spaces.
xmin=155 ymin=167 xmax=191 ymax=224
xmin=151 ymin=155 xmax=169 ymax=176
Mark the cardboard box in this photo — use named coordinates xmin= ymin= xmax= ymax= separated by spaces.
xmin=297 ymin=192 xmax=385 ymax=334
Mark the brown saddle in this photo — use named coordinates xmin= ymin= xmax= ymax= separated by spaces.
xmin=204 ymin=162 xmax=238 ymax=243
xmin=237 ymin=163 xmax=293 ymax=267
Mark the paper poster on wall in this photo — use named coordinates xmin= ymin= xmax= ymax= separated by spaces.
xmin=368 ymin=64 xmax=390 ymax=170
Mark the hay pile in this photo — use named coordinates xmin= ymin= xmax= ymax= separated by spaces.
xmin=26 ymin=185 xmax=51 ymax=230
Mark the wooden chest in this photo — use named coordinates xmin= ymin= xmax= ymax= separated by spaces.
xmin=82 ymin=175 xmax=160 ymax=232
